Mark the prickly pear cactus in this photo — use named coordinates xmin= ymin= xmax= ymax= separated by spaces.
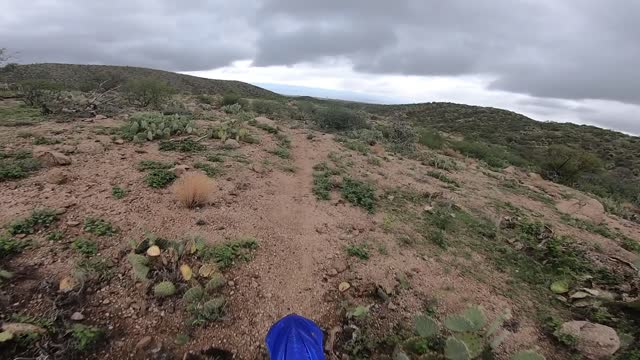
xmin=415 ymin=315 xmax=439 ymax=338
xmin=205 ymin=273 xmax=226 ymax=292
xmin=127 ymin=253 xmax=150 ymax=280
xmin=183 ymin=286 xmax=205 ymax=304
xmin=153 ymin=281 xmax=176 ymax=298
xmin=445 ymin=337 xmax=471 ymax=360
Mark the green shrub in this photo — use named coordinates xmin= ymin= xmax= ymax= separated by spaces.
xmin=0 ymin=150 xmax=41 ymax=181
xmin=121 ymin=112 xmax=195 ymax=142
xmin=383 ymin=122 xmax=416 ymax=154
xmin=111 ymin=186 xmax=126 ymax=199
xmin=417 ymin=128 xmax=445 ymax=149
xmin=32 ymin=136 xmax=59 ymax=145
xmin=18 ymin=79 xmax=63 ymax=108
xmin=144 ymin=168 xmax=176 ymax=188
xmin=252 ymin=99 xmax=282 ymax=116
xmin=197 ymin=237 xmax=258 ymax=269
xmin=341 ymin=178 xmax=376 ymax=213
xmin=542 ymin=145 xmax=603 ymax=184
xmin=314 ymin=106 xmax=368 ymax=131
xmin=196 ymin=94 xmax=213 ymax=105
xmin=47 ymin=230 xmax=64 ymax=241
xmin=124 ymin=77 xmax=174 ymax=108
xmin=221 ymin=93 xmax=240 ymax=106
xmin=84 ymin=217 xmax=117 ymax=236
xmin=0 ymin=235 xmax=25 ymax=258
xmin=270 ymin=147 xmax=290 ymax=159
xmin=426 ymin=170 xmax=460 ymax=187
xmin=452 ymin=141 xmax=524 ymax=168
xmin=194 ymin=162 xmax=221 ymax=178
xmin=312 ymin=162 xmax=334 ymax=200
xmin=72 ymin=238 xmax=98 ymax=256
xmin=71 ymin=324 xmax=104 ymax=351
xmin=8 ymin=208 xmax=57 ymax=235
xmin=346 ymin=244 xmax=370 ymax=260
xmin=159 ymin=138 xmax=206 ymax=152
xmin=222 ymin=103 xmax=242 ymax=114
xmin=137 ymin=159 xmax=174 ymax=171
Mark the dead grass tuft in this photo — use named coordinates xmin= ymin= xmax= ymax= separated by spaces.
xmin=173 ymin=172 xmax=216 ymax=208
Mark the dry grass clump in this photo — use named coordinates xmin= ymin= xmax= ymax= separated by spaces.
xmin=173 ymin=172 xmax=215 ymax=208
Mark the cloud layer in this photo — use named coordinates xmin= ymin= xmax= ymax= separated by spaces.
xmin=2 ymin=0 xmax=639 ymax=133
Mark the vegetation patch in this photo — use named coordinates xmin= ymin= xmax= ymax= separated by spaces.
xmin=111 ymin=186 xmax=127 ymax=199
xmin=7 ymin=208 xmax=58 ymax=235
xmin=195 ymin=237 xmax=258 ymax=269
xmin=144 ymin=168 xmax=177 ymax=188
xmin=0 ymin=149 xmax=41 ymax=182
xmin=84 ymin=217 xmax=117 ymax=236
xmin=0 ymin=103 xmax=43 ymax=126
xmin=121 ymin=112 xmax=195 ymax=142
xmin=72 ymin=237 xmax=98 ymax=256
xmin=194 ymin=162 xmax=221 ymax=178
xmin=312 ymin=163 xmax=335 ymax=200
xmin=346 ymin=243 xmax=370 ymax=260
xmin=341 ymin=177 xmax=377 ymax=213
xmin=159 ymin=138 xmax=206 ymax=152
xmin=426 ymin=170 xmax=460 ymax=188
xmin=137 ymin=159 xmax=174 ymax=171
xmin=314 ymin=106 xmax=368 ymax=131
xmin=0 ymin=235 xmax=26 ymax=259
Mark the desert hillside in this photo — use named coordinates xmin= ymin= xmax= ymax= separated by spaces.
xmin=0 ymin=64 xmax=639 ymax=360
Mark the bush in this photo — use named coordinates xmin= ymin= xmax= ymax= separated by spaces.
xmin=173 ymin=172 xmax=215 ymax=208
xmin=314 ymin=106 xmax=368 ymax=131
xmin=383 ymin=122 xmax=416 ymax=154
xmin=8 ymin=208 xmax=57 ymax=235
xmin=71 ymin=324 xmax=104 ymax=352
xmin=417 ymin=128 xmax=445 ymax=149
xmin=221 ymin=93 xmax=240 ymax=106
xmin=196 ymin=94 xmax=213 ymax=105
xmin=18 ymin=80 xmax=63 ymax=108
xmin=0 ymin=235 xmax=25 ymax=259
xmin=72 ymin=238 xmax=98 ymax=256
xmin=124 ymin=78 xmax=174 ymax=108
xmin=252 ymin=99 xmax=282 ymax=116
xmin=452 ymin=140 xmax=524 ymax=168
xmin=542 ymin=145 xmax=603 ymax=184
xmin=144 ymin=168 xmax=177 ymax=188
xmin=0 ymin=150 xmax=40 ymax=181
xmin=84 ymin=217 xmax=117 ymax=236
xmin=341 ymin=178 xmax=376 ymax=213
xmin=221 ymin=103 xmax=242 ymax=114
xmin=159 ymin=138 xmax=206 ymax=152
xmin=346 ymin=244 xmax=370 ymax=260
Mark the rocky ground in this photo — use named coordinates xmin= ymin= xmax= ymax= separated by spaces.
xmin=1 ymin=100 xmax=639 ymax=360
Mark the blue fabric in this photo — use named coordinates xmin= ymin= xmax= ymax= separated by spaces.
xmin=266 ymin=314 xmax=325 ymax=360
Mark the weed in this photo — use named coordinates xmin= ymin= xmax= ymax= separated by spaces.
xmin=423 ymin=154 xmax=459 ymax=171
xmin=270 ymin=146 xmax=290 ymax=159
xmin=314 ymin=106 xmax=368 ymax=131
xmin=144 ymin=168 xmax=177 ymax=188
xmin=367 ymin=156 xmax=382 ymax=166
xmin=417 ymin=128 xmax=445 ymax=149
xmin=31 ymin=135 xmax=59 ymax=145
xmin=197 ymin=237 xmax=258 ymax=269
xmin=71 ymin=324 xmax=104 ymax=351
xmin=8 ymin=208 xmax=58 ymax=235
xmin=382 ymin=214 xmax=395 ymax=232
xmin=312 ymin=164 xmax=333 ymax=200
xmin=346 ymin=243 xmax=370 ymax=260
xmin=72 ymin=238 xmax=98 ymax=256
xmin=341 ymin=178 xmax=376 ymax=213
xmin=222 ymin=103 xmax=242 ymax=114
xmin=159 ymin=138 xmax=206 ymax=152
xmin=206 ymin=154 xmax=224 ymax=163
xmin=111 ymin=186 xmax=127 ymax=199
xmin=76 ymin=256 xmax=113 ymax=281
xmin=560 ymin=214 xmax=615 ymax=239
xmin=0 ymin=103 xmax=43 ymax=126
xmin=137 ymin=160 xmax=173 ymax=171
xmin=173 ymin=172 xmax=215 ymax=208
xmin=274 ymin=133 xmax=291 ymax=148
xmin=621 ymin=236 xmax=640 ymax=253
xmin=0 ymin=149 xmax=41 ymax=181
xmin=0 ymin=235 xmax=26 ymax=258
xmin=194 ymin=162 xmax=221 ymax=178
xmin=47 ymin=230 xmax=64 ymax=241
xmin=426 ymin=170 xmax=460 ymax=187
xmin=429 ymin=229 xmax=448 ymax=249
xmin=84 ymin=217 xmax=117 ymax=236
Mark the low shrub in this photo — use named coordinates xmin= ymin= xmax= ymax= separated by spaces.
xmin=314 ymin=106 xmax=368 ymax=131
xmin=123 ymin=77 xmax=174 ymax=108
xmin=194 ymin=162 xmax=221 ymax=178
xmin=346 ymin=244 xmax=370 ymax=260
xmin=72 ymin=238 xmax=98 ymax=256
xmin=144 ymin=168 xmax=177 ymax=188
xmin=159 ymin=138 xmax=206 ymax=152
xmin=0 ymin=149 xmax=41 ymax=181
xmin=252 ymin=99 xmax=282 ymax=116
xmin=84 ymin=217 xmax=117 ymax=236
xmin=8 ymin=208 xmax=58 ymax=235
xmin=417 ymin=128 xmax=445 ymax=149
xmin=173 ymin=172 xmax=215 ymax=208
xmin=341 ymin=178 xmax=376 ymax=213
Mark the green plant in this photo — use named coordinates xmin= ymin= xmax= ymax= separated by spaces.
xmin=47 ymin=230 xmax=64 ymax=241
xmin=137 ymin=159 xmax=174 ymax=171
xmin=341 ymin=177 xmax=376 ymax=213
xmin=418 ymin=128 xmax=445 ymax=149
xmin=222 ymin=103 xmax=242 ymax=114
xmin=144 ymin=168 xmax=177 ymax=188
xmin=270 ymin=147 xmax=290 ymax=159
xmin=153 ymin=281 xmax=177 ymax=297
xmin=312 ymin=162 xmax=334 ymax=200
xmin=196 ymin=237 xmax=258 ymax=269
xmin=8 ymin=208 xmax=57 ymax=235
xmin=84 ymin=217 xmax=117 ymax=236
xmin=221 ymin=93 xmax=240 ymax=106
xmin=76 ymin=256 xmax=113 ymax=281
xmin=0 ymin=149 xmax=41 ymax=181
xmin=196 ymin=94 xmax=213 ymax=105
xmin=253 ymin=122 xmax=279 ymax=134
xmin=71 ymin=324 xmax=104 ymax=351
xmin=383 ymin=122 xmax=416 ymax=155
xmin=0 ymin=235 xmax=25 ymax=258
xmin=127 ymin=253 xmax=150 ymax=280
xmin=427 ymin=170 xmax=460 ymax=187
xmin=252 ymin=99 xmax=282 ymax=116
xmin=314 ymin=106 xmax=368 ymax=131
xmin=159 ymin=138 xmax=206 ymax=152
xmin=205 ymin=274 xmax=226 ymax=292
xmin=112 ymin=186 xmax=126 ymax=199
xmin=32 ymin=135 xmax=59 ymax=145
xmin=124 ymin=77 xmax=174 ymax=108
xmin=121 ymin=112 xmax=194 ymax=142
xmin=194 ymin=162 xmax=221 ymax=178
xmin=346 ymin=244 xmax=370 ymax=260
xmin=183 ymin=286 xmax=206 ymax=303
xmin=72 ymin=238 xmax=98 ymax=256
xmin=441 ymin=306 xmax=511 ymax=359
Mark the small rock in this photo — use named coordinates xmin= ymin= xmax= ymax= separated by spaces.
xmin=224 ymin=139 xmax=240 ymax=149
xmin=315 ymin=225 xmax=327 ymax=234
xmin=560 ymin=321 xmax=620 ymax=359
xmin=67 ymin=220 xmax=81 ymax=227
xmin=170 ymin=164 xmax=190 ymax=177
xmin=328 ymin=269 xmax=338 ymax=277
xmin=59 ymin=145 xmax=76 ymax=154
xmin=95 ymin=115 xmax=108 ymax=120
xmin=339 ymin=282 xmax=351 ymax=292
xmin=59 ymin=276 xmax=77 ymax=292
xmin=70 ymin=312 xmax=85 ymax=321
xmin=214 ymin=225 xmax=225 ymax=231
xmin=135 ymin=336 xmax=153 ymax=352
xmin=114 ymin=139 xmax=124 ymax=144
xmin=46 ymin=169 xmax=69 ymax=185
xmin=228 ymin=281 xmax=235 ymax=287
xmin=35 ymin=149 xmax=71 ymax=166
xmin=251 ymin=281 xmax=258 ymax=288
xmin=388 ymin=302 xmax=397 ymax=310
xmin=196 ymin=219 xmax=207 ymax=226
xmin=338 ymin=234 xmax=352 ymax=241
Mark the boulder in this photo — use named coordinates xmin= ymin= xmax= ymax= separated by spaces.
xmin=35 ymin=149 xmax=71 ymax=166
xmin=557 ymin=198 xmax=606 ymax=223
xmin=45 ymin=169 xmax=69 ymax=185
xmin=224 ymin=139 xmax=240 ymax=149
xmin=560 ymin=321 xmax=620 ymax=359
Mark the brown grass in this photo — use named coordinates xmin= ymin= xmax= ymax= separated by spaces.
xmin=173 ymin=172 xmax=216 ymax=208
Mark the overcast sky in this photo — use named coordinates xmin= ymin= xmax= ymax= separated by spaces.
xmin=2 ymin=0 xmax=639 ymax=135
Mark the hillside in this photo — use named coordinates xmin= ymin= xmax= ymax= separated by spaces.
xmin=0 ymin=63 xmax=280 ymax=98
xmin=0 ymin=65 xmax=639 ymax=360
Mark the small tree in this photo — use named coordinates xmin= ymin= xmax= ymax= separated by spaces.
xmin=542 ymin=145 xmax=602 ymax=183
xmin=124 ymin=78 xmax=173 ymax=108
xmin=18 ymin=80 xmax=64 ymax=113
xmin=314 ymin=106 xmax=368 ymax=131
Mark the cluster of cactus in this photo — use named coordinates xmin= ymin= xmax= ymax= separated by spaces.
xmin=183 ymin=274 xmax=226 ymax=326
xmin=221 ymin=103 xmax=242 ymax=114
xmin=207 ymin=121 xmax=257 ymax=144
xmin=122 ymin=112 xmax=195 ymax=142
xmin=127 ymin=253 xmax=150 ymax=280
xmin=399 ymin=306 xmax=544 ymax=360
xmin=153 ymin=281 xmax=177 ymax=297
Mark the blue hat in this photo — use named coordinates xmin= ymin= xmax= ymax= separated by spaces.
xmin=266 ymin=314 xmax=325 ymax=360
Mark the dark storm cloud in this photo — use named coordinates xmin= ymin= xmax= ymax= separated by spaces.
xmin=254 ymin=0 xmax=640 ymax=105
xmin=1 ymin=0 xmax=254 ymax=71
